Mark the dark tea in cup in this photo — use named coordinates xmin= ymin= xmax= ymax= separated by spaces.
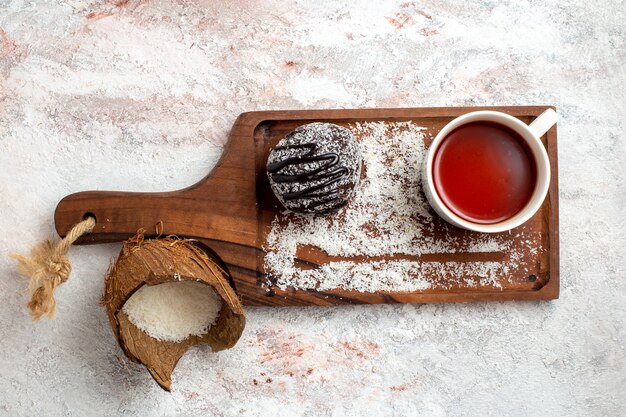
xmin=432 ymin=122 xmax=537 ymax=224
xmin=422 ymin=109 xmax=556 ymax=233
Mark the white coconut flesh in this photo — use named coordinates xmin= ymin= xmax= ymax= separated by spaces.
xmin=121 ymin=281 xmax=222 ymax=343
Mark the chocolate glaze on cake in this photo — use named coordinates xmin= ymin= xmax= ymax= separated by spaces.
xmin=266 ymin=122 xmax=361 ymax=215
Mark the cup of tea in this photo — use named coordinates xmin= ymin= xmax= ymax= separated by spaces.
xmin=422 ymin=108 xmax=557 ymax=233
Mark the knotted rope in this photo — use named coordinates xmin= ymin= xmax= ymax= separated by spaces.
xmin=11 ymin=217 xmax=95 ymax=320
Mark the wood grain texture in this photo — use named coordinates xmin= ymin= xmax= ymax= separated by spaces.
xmin=55 ymin=106 xmax=559 ymax=306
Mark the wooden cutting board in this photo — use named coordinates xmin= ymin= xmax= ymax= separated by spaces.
xmin=55 ymin=106 xmax=559 ymax=306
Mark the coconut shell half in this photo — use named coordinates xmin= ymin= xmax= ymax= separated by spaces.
xmin=103 ymin=232 xmax=245 ymax=391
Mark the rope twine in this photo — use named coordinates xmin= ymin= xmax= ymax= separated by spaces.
xmin=11 ymin=217 xmax=95 ymax=320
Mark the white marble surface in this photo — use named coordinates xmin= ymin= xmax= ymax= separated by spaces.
xmin=1 ymin=1 xmax=625 ymax=416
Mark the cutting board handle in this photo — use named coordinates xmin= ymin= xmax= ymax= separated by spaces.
xmin=54 ymin=112 xmax=261 ymax=245
xmin=54 ymin=190 xmax=178 ymax=243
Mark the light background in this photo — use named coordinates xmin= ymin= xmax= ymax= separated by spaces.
xmin=0 ymin=1 xmax=624 ymax=416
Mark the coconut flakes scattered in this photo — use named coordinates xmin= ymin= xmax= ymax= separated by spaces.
xmin=122 ymin=281 xmax=222 ymax=342
xmin=264 ymin=121 xmax=541 ymax=293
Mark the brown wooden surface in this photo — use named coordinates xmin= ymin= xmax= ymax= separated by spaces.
xmin=55 ymin=106 xmax=559 ymax=306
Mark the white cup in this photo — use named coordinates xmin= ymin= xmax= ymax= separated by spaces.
xmin=422 ymin=108 xmax=557 ymax=233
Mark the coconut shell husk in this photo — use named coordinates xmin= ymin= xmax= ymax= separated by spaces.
xmin=103 ymin=231 xmax=245 ymax=391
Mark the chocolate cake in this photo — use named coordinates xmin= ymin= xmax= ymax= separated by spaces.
xmin=266 ymin=122 xmax=361 ymax=215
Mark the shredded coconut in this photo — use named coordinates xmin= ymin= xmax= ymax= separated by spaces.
xmin=122 ymin=281 xmax=222 ymax=342
xmin=263 ymin=121 xmax=541 ymax=293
